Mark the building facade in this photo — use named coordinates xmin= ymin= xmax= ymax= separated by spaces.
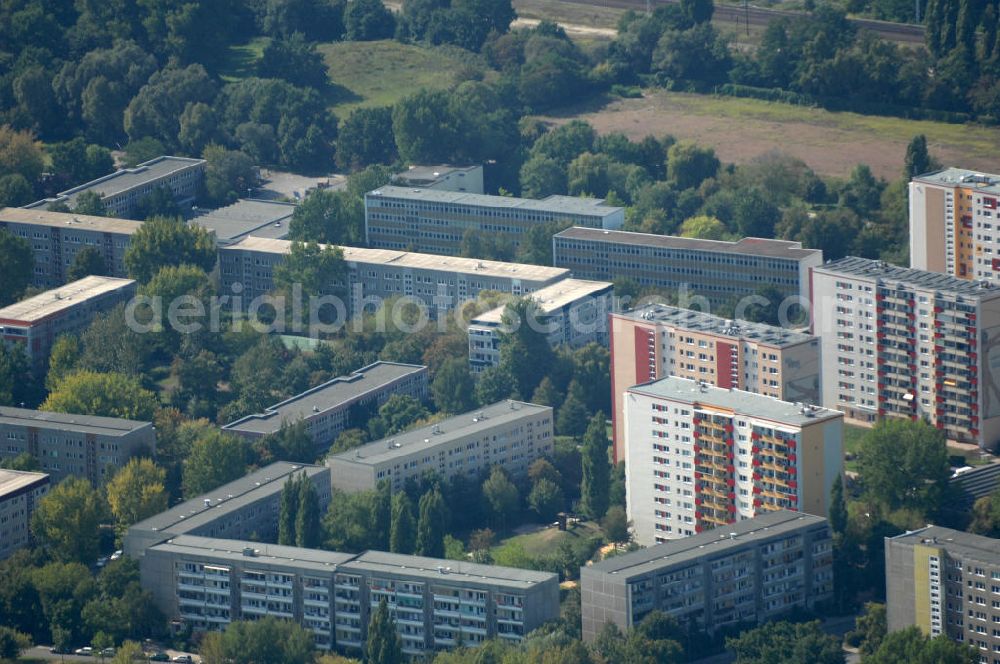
xmin=0 ymin=407 xmax=154 ymax=485
xmin=326 ymin=400 xmax=553 ymax=493
xmin=811 ymin=256 xmax=1000 ymax=449
xmin=364 ymin=186 xmax=624 ymax=257
xmin=580 ymin=511 xmax=834 ymax=641
xmin=609 ymin=305 xmax=822 ymax=463
xmin=552 ymin=228 xmax=822 ymax=309
xmin=27 ymin=156 xmax=206 ymax=218
xmin=0 ymin=207 xmax=142 ymax=287
xmin=468 ymin=279 xmax=614 ymax=373
xmin=218 ymin=237 xmax=570 ymax=315
xmin=222 ymin=362 xmax=428 ymax=453
xmin=0 ymin=276 xmax=136 ymax=371
xmin=0 ymin=469 xmax=49 ymax=560
xmin=140 ymin=536 xmax=559 ymax=656
xmin=885 ymin=526 xmax=1000 ymax=662
xmin=909 ymin=168 xmax=1000 ymax=282
xmin=623 ymin=377 xmax=843 ymax=546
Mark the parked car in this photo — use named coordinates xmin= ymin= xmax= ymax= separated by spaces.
xmin=148 ymin=652 xmax=170 ymax=662
xmin=74 ymin=646 xmax=94 ymax=656
xmin=102 ymin=647 xmax=116 ymax=657
xmin=172 ymin=656 xmax=193 ymax=663
xmin=110 ymin=550 xmax=123 ymax=561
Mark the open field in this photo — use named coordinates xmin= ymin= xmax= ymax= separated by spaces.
xmin=319 ymin=40 xmax=478 ymax=117
xmin=539 ymin=90 xmax=1000 ymax=179
xmin=493 ymin=520 xmax=603 ymax=559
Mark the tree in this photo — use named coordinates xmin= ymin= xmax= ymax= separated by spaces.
xmin=389 ymin=492 xmax=416 ymax=554
xmin=288 ymin=190 xmax=365 ymax=245
xmin=904 ymin=134 xmax=935 ymax=179
xmin=124 ymin=216 xmax=216 ymax=283
xmin=366 ymin=598 xmax=403 ymax=664
xmin=0 ymin=173 xmax=33 ymax=207
xmin=42 ymin=371 xmax=157 ymax=420
xmin=431 ymin=357 xmax=476 ymax=414
xmin=0 ymin=125 xmax=45 ymax=184
xmin=0 ymin=343 xmax=35 ymax=408
xmin=31 ymin=478 xmax=107 ymax=564
xmin=829 ymin=474 xmax=848 ymax=537
xmin=279 ymin=474 xmax=301 ymax=545
xmin=520 ymin=154 xmax=568 ymax=198
xmin=106 ymin=458 xmax=168 ymax=531
xmin=67 ymin=246 xmax=108 ymax=281
xmin=732 ymin=187 xmax=781 ymax=237
xmin=392 ymin=89 xmax=461 ymax=164
xmin=111 ymin=641 xmax=143 ymax=664
xmin=580 ymin=412 xmax=611 ymax=519
xmin=864 ymin=626 xmax=976 ymax=664
xmin=482 ymin=466 xmax=519 ymax=532
xmin=726 ymin=620 xmax=845 ymax=664
xmin=0 ymin=627 xmax=31 ymax=660
xmin=528 ymin=478 xmax=565 ymax=521
xmin=178 ymin=102 xmax=219 ymax=156
xmin=336 ymin=106 xmax=397 ymax=171
xmin=602 ymin=505 xmax=630 ymax=543
xmin=273 ymin=240 xmax=348 ymax=299
xmin=296 ymin=474 xmax=322 ymax=547
xmin=856 ymin=419 xmax=949 ymax=518
xmin=848 ymin=602 xmax=886 ymax=657
xmin=415 ymin=486 xmax=447 ymax=557
xmin=680 ymin=0 xmax=714 ymax=23
xmin=344 ymin=0 xmax=396 ymax=40
xmin=475 ymin=365 xmax=517 ymax=405
xmin=498 ymin=298 xmax=554 ymax=399
xmin=372 ymin=480 xmax=392 ymax=551
xmin=666 ymin=141 xmax=719 ymax=190
xmin=123 ymin=65 xmax=217 ymax=148
xmin=201 ymin=145 xmax=257 ymax=206
xmin=368 ymin=394 xmax=429 ymax=439
xmin=969 ymin=488 xmax=1000 ymax=537
xmin=73 ymin=191 xmax=107 ymax=216
xmin=679 ymin=215 xmax=731 ymax=240
xmin=49 ymin=138 xmax=113 ymax=187
xmin=0 ymin=229 xmax=33 ymax=306
xmin=257 ymin=32 xmax=329 ymax=89
xmin=182 ymin=430 xmax=248 ymax=498
xmin=556 ymin=380 xmax=589 ymax=437
xmin=215 ymin=616 xmax=317 ymax=664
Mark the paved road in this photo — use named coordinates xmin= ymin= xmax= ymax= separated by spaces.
xmin=23 ymin=646 xmax=200 ymax=663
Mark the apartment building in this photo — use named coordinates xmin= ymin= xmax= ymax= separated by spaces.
xmin=218 ymin=237 xmax=570 ymax=315
xmin=552 ymin=228 xmax=822 ymax=309
xmin=364 ymin=186 xmax=624 ymax=256
xmin=468 ymin=279 xmax=614 ymax=373
xmin=0 ymin=207 xmax=142 ymax=287
xmin=124 ymin=462 xmax=331 ymax=558
xmin=0 ymin=469 xmax=49 ymax=560
xmin=392 ymin=165 xmax=485 ymax=193
xmin=27 ymin=156 xmax=206 ymax=218
xmin=326 ymin=400 xmax=554 ymax=493
xmin=140 ymin=536 xmax=559 ymax=655
xmin=909 ymin=168 xmax=1000 ymax=282
xmin=580 ymin=511 xmax=833 ymax=641
xmin=886 ymin=526 xmax=1000 ymax=662
xmin=0 ymin=407 xmax=154 ymax=485
xmin=811 ymin=256 xmax=1000 ymax=449
xmin=222 ymin=362 xmax=428 ymax=454
xmin=609 ymin=305 xmax=822 ymax=463
xmin=623 ymin=377 xmax=843 ymax=546
xmin=0 ymin=276 xmax=136 ymax=371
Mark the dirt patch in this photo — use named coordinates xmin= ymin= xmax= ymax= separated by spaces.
xmin=538 ymin=90 xmax=1000 ymax=180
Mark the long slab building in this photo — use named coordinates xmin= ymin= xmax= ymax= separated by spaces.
xmin=552 ymin=227 xmax=822 ymax=309
xmin=218 ymin=237 xmax=570 ymax=316
xmin=364 ymin=185 xmax=624 ymax=257
xmin=0 ymin=468 xmax=49 ymax=560
xmin=0 ymin=207 xmax=142 ymax=287
xmin=0 ymin=407 xmax=155 ymax=485
xmin=222 ymin=362 xmax=428 ymax=454
xmin=326 ymin=400 xmax=554 ymax=493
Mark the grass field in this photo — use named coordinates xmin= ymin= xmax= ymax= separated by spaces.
xmin=493 ymin=520 xmax=603 ymax=559
xmin=540 ymin=89 xmax=1000 ymax=179
xmin=843 ymin=423 xmax=867 ymax=473
xmin=319 ymin=40 xmax=481 ymax=117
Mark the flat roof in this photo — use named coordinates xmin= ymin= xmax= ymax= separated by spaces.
xmin=129 ymin=462 xmax=327 ymax=536
xmin=889 ymin=525 xmax=1000 ymax=564
xmin=628 ymin=376 xmax=840 ymax=426
xmin=368 ymin=186 xmax=622 ymax=217
xmin=393 ymin=165 xmax=480 ymax=185
xmin=151 ymin=535 xmax=357 ymax=572
xmin=223 ymin=237 xmax=569 ymax=283
xmin=912 ymin=167 xmax=1000 ymax=194
xmin=814 ymin=256 xmax=1000 ymax=298
xmin=0 ymin=406 xmax=150 ymax=436
xmin=471 ymin=279 xmax=613 ymax=325
xmin=553 ymin=227 xmax=821 ymax=260
xmin=0 ymin=468 xmax=49 ymax=498
xmin=617 ymin=304 xmax=815 ymax=348
xmin=189 ymin=199 xmax=295 ymax=244
xmin=223 ymin=362 xmax=426 ymax=436
xmin=0 ymin=276 xmax=135 ymax=324
xmin=0 ymin=207 xmax=144 ymax=235
xmin=588 ymin=511 xmax=827 ymax=578
xmin=26 ymin=156 xmax=205 ymax=209
xmin=344 ymin=550 xmax=556 ymax=588
xmin=328 ymin=400 xmax=550 ymax=467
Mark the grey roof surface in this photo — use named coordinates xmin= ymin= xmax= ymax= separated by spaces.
xmin=618 ymin=305 xmax=815 ymax=348
xmin=328 ymin=400 xmax=549 ymax=467
xmin=129 ymin=462 xmax=326 ymax=536
xmin=554 ymin=227 xmax=820 ymax=260
xmin=951 ymin=464 xmax=1000 ymax=507
xmin=0 ymin=276 xmax=135 ymax=323
xmin=912 ymin=167 xmax=1000 ymax=194
xmin=26 ymin=156 xmax=204 ymax=209
xmin=889 ymin=525 xmax=1000 ymax=563
xmin=189 ymin=199 xmax=295 ymax=243
xmin=470 ymin=279 xmax=613 ymax=326
xmin=368 ymin=186 xmax=622 ymax=217
xmin=588 ymin=511 xmax=828 ymax=578
xmin=0 ymin=468 xmax=49 ymax=497
xmin=0 ymin=406 xmax=150 ymax=436
xmin=815 ymin=256 xmax=1000 ymax=298
xmin=344 ymin=550 xmax=557 ymax=588
xmin=151 ymin=535 xmax=357 ymax=572
xmin=0 ymin=207 xmax=143 ymax=234
xmin=629 ymin=376 xmax=840 ymax=426
xmin=223 ymin=362 xmax=426 ymax=437
xmin=393 ymin=165 xmax=480 ymax=186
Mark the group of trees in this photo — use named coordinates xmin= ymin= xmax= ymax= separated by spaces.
xmin=278 ymin=473 xmax=323 ymax=548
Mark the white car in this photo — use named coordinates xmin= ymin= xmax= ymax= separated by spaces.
xmin=172 ymin=656 xmax=193 ymax=663
xmin=74 ymin=647 xmax=94 ymax=656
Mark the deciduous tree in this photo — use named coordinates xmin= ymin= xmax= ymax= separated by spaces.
xmin=31 ymin=478 xmax=107 ymax=564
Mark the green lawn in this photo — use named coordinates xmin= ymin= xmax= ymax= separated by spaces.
xmin=218 ymin=37 xmax=270 ymax=83
xmin=493 ymin=520 xmax=603 ymax=559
